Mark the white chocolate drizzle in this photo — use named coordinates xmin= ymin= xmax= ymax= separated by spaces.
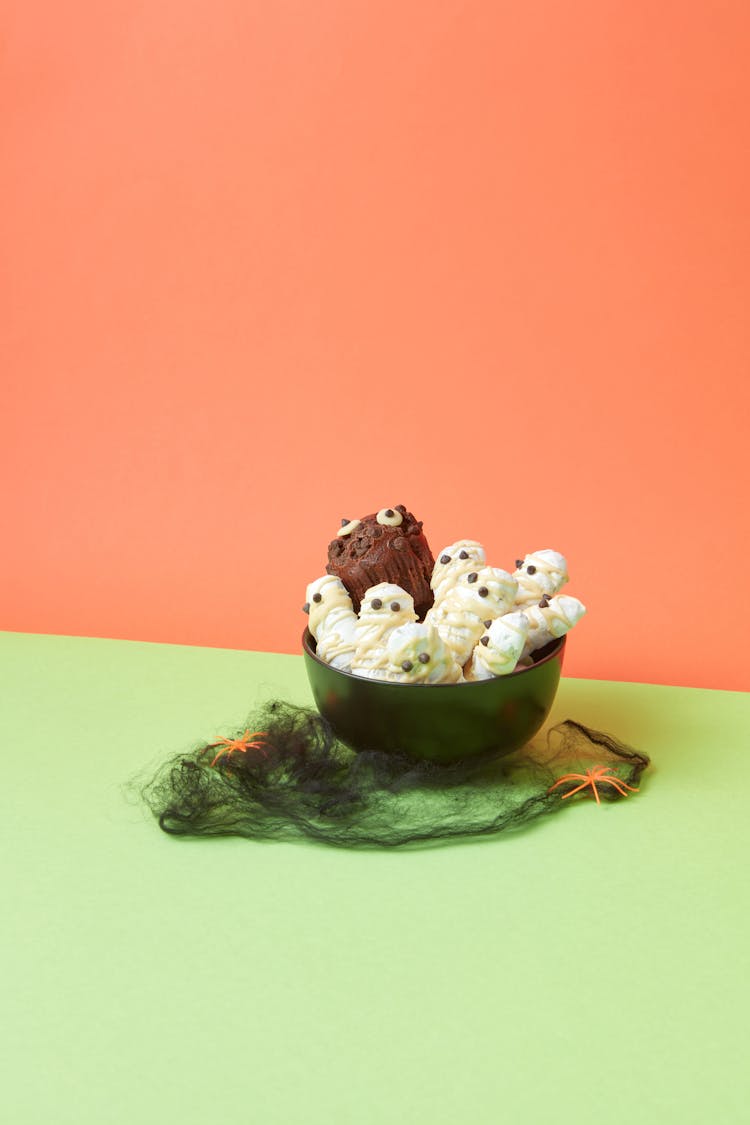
xmin=336 ymin=519 xmax=361 ymax=537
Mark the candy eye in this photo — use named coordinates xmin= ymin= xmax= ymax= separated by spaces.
xmin=371 ymin=598 xmax=383 ymax=609
xmin=390 ymin=601 xmax=400 ymax=612
xmin=376 ymin=507 xmax=403 ymax=527
xmin=418 ymin=652 xmax=430 ymax=664
xmin=440 ymin=554 xmax=451 ymax=565
xmin=401 ymin=660 xmax=413 ymax=671
xmin=337 ymin=518 xmax=361 ymax=537
xmin=478 ymin=586 xmax=489 ymax=597
xmin=312 ymin=592 xmax=322 ymax=603
xmin=459 ymin=550 xmax=469 ymax=560
xmin=527 ymin=565 xmax=537 ymax=575
xmin=467 ymin=572 xmax=478 ymax=584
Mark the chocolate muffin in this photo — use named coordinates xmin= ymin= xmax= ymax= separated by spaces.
xmin=326 ymin=505 xmax=435 ymax=619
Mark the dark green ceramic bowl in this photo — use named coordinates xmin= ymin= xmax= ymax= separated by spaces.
xmin=302 ymin=628 xmax=565 ymax=764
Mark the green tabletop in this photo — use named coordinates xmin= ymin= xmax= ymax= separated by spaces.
xmin=2 ymin=632 xmax=748 ymax=1125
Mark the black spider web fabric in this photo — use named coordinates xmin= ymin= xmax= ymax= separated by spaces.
xmin=138 ymin=701 xmax=650 ymax=848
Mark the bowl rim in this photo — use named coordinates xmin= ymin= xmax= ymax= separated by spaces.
xmin=302 ymin=628 xmax=565 ymax=688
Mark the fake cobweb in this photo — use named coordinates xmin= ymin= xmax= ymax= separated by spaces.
xmin=138 ymin=702 xmax=650 ymax=848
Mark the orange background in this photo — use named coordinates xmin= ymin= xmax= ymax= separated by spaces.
xmin=3 ymin=1 xmax=749 ymax=691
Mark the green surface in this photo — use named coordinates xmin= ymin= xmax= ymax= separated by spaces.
xmin=2 ymin=631 xmax=749 ymax=1125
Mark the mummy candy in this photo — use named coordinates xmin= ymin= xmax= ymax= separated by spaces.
xmin=468 ymin=612 xmax=530 ymax=681
xmin=383 ymin=622 xmax=464 ymax=684
xmin=427 ymin=566 xmax=518 ymax=667
xmin=520 ymin=594 xmax=586 ymax=659
xmin=512 ymin=550 xmax=569 ymax=608
xmin=304 ymin=575 xmax=358 ymax=671
xmin=430 ymin=540 xmax=486 ymax=606
xmin=351 ymin=583 xmax=418 ymax=678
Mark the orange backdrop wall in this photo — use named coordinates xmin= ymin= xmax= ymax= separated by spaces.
xmin=3 ymin=1 xmax=749 ymax=691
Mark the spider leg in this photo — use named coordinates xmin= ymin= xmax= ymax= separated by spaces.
xmin=590 ymin=767 xmax=638 ymax=795
xmin=594 ymin=767 xmax=638 ymax=789
xmin=614 ymin=777 xmax=639 ymax=792
xmin=548 ymin=773 xmax=588 ymax=793
xmin=559 ymin=780 xmax=595 ymax=799
xmin=246 ymin=741 xmax=269 ymax=757
xmin=601 ymin=778 xmax=640 ymax=798
xmin=602 ymin=775 xmax=627 ymax=790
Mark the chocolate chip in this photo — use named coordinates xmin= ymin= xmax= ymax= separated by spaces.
xmin=515 ymin=559 xmax=524 ymax=569
xmin=478 ymin=586 xmax=489 ymax=597
xmin=459 ymin=550 xmax=469 ymax=560
xmin=484 ymin=620 xmax=492 ymax=629
xmin=539 ymin=596 xmax=551 ymax=608
xmin=302 ymin=603 xmax=310 ymax=614
xmin=385 ymin=508 xmax=395 ymax=517
xmin=371 ymin=598 xmax=383 ymax=609
xmin=480 ymin=636 xmax=489 ymax=646
xmin=372 ymin=526 xmax=383 ymax=538
xmin=390 ymin=601 xmax=400 ymax=612
xmin=341 ymin=518 xmax=349 ymax=527
xmin=527 ymin=565 xmax=537 ymax=575
xmin=401 ymin=660 xmax=413 ymax=672
xmin=312 ymin=592 xmax=322 ymax=603
xmin=467 ymin=572 xmax=478 ymax=583
xmin=418 ymin=652 xmax=430 ymax=663
xmin=393 ymin=537 xmax=406 ymax=551
xmin=440 ymin=554 xmax=451 ymax=565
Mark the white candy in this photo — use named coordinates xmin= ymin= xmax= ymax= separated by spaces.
xmin=512 ymin=550 xmax=569 ymax=608
xmin=428 ymin=566 xmax=518 ymax=667
xmin=351 ymin=583 xmax=417 ymax=678
xmin=382 ymin=622 xmax=463 ymax=684
xmin=520 ymin=594 xmax=586 ymax=659
xmin=305 ymin=575 xmax=358 ymax=671
xmin=306 ymin=542 xmax=582 ymax=679
xmin=306 ymin=575 xmax=354 ymax=639
xmin=430 ymin=539 xmax=486 ymax=606
xmin=468 ymin=612 xmax=529 ymax=680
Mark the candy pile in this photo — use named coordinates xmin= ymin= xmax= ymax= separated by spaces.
xmin=303 ymin=505 xmax=586 ymax=683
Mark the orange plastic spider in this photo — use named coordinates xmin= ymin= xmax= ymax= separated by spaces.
xmin=547 ymin=764 xmax=639 ymax=805
xmin=202 ymin=729 xmax=269 ymax=767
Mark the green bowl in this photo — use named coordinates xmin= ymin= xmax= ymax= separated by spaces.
xmin=302 ymin=628 xmax=565 ymax=764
